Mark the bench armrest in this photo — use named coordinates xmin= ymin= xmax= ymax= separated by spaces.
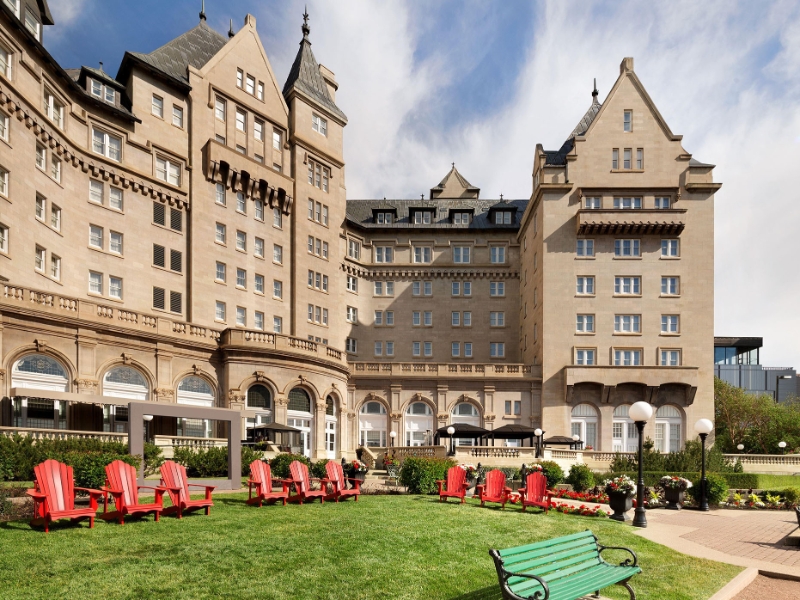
xmin=489 ymin=549 xmax=550 ymax=600
xmin=598 ymin=545 xmax=638 ymax=567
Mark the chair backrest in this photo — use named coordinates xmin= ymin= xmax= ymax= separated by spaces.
xmin=160 ymin=460 xmax=190 ymax=505
xmin=524 ymin=471 xmax=547 ymax=502
xmin=289 ymin=461 xmax=310 ymax=494
xmin=34 ymin=459 xmax=74 ymax=513
xmin=250 ymin=460 xmax=271 ymax=496
xmin=446 ymin=466 xmax=466 ymax=492
xmin=484 ymin=469 xmax=507 ymax=497
xmin=325 ymin=461 xmax=344 ymax=489
xmin=105 ymin=460 xmax=140 ymax=508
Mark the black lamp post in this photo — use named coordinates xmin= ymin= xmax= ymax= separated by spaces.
xmin=629 ymin=401 xmax=653 ymax=528
xmin=694 ymin=418 xmax=714 ymax=512
xmin=534 ymin=428 xmax=543 ymax=458
xmin=447 ymin=426 xmax=455 ymax=456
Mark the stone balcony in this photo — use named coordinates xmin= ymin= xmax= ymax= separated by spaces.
xmin=351 ymin=362 xmax=541 ymax=380
xmin=576 ymin=208 xmax=686 ymax=236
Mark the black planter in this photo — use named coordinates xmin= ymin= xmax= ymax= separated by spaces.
xmin=350 ymin=472 xmax=366 ymax=489
xmin=608 ymin=491 xmax=634 ymax=521
xmin=466 ymin=477 xmax=477 ymax=491
xmin=664 ymin=488 xmax=685 ymax=510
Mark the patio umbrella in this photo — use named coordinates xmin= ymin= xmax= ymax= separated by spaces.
xmin=485 ymin=424 xmax=540 ymax=446
xmin=543 ymin=435 xmax=583 ymax=449
xmin=433 ymin=423 xmax=489 ymax=446
xmin=247 ymin=422 xmax=300 ymax=446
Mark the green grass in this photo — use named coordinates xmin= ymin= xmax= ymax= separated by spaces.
xmin=0 ymin=494 xmax=741 ymax=600
xmin=747 ymin=474 xmax=800 ymax=489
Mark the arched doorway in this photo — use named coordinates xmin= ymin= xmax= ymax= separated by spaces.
xmin=176 ymin=375 xmax=215 ymax=438
xmin=571 ymin=404 xmax=598 ymax=450
xmin=359 ymin=401 xmax=387 ymax=448
xmin=245 ymin=384 xmax=273 ymax=428
xmin=11 ymin=354 xmax=69 ymax=429
xmin=612 ymin=404 xmax=637 ymax=452
xmin=655 ymin=405 xmax=682 ymax=453
xmin=451 ymin=402 xmax=480 ymax=446
xmin=405 ymin=401 xmax=433 ymax=446
xmin=287 ymin=388 xmax=313 ymax=458
xmin=102 ymin=366 xmax=149 ymax=434
xmin=325 ymin=395 xmax=337 ymax=459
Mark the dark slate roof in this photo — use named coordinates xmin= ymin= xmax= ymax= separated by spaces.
xmin=82 ymin=65 xmax=125 ymax=90
xmin=544 ymin=95 xmax=602 ymax=166
xmin=283 ymin=31 xmax=347 ymax=122
xmin=125 ymin=21 xmax=228 ymax=87
xmin=346 ymin=199 xmax=528 ymax=230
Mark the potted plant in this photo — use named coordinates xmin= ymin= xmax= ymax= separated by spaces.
xmin=383 ymin=456 xmax=401 ymax=478
xmin=603 ymin=475 xmax=636 ymax=521
xmin=659 ymin=476 xmax=692 ymax=510
xmin=459 ymin=464 xmax=479 ymax=490
xmin=343 ymin=460 xmax=369 ymax=488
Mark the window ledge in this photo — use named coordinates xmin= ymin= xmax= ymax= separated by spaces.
xmin=575 ymin=332 xmax=596 ymax=336
xmin=613 ymin=257 xmax=642 ymax=260
xmin=575 ymin=257 xmax=596 ymax=260
xmin=660 ymin=333 xmax=681 ymax=337
xmin=613 ymin=333 xmax=643 ymax=336
xmin=612 ymin=294 xmax=642 ymax=299
xmin=660 ymin=294 xmax=681 ymax=299
xmin=610 ymin=169 xmax=645 ymax=174
xmin=660 ymin=256 xmax=681 ymax=260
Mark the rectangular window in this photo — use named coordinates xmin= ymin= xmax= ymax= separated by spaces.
xmin=614 ymin=276 xmax=641 ymax=295
xmin=273 ymin=244 xmax=283 ymax=264
xmin=156 ymin=157 xmax=181 ymax=186
xmin=152 ymin=94 xmax=163 ymax=118
xmin=35 ymin=195 xmax=45 ymax=220
xmin=464 ymin=342 xmax=473 ymax=357
xmin=346 ymin=306 xmax=358 ymax=323
xmin=414 ymin=210 xmax=433 ymax=225
xmin=374 ymin=311 xmax=383 ymax=326
xmin=412 ymin=311 xmax=421 ymax=327
xmin=215 ymin=301 xmax=226 ymax=322
xmin=236 ymin=231 xmax=246 ymax=252
xmin=307 ymin=160 xmax=331 ymax=192
xmin=152 ymin=243 xmax=165 ymax=267
xmin=661 ymin=277 xmax=680 ymax=295
xmin=236 ymin=192 xmax=246 ymax=213
xmin=413 ymin=246 xmax=432 ymax=263
xmin=170 ymin=207 xmax=182 ymax=232
xmin=375 ymin=247 xmax=393 ymax=263
xmin=412 ymin=281 xmax=420 ymax=296
xmin=215 ymin=183 xmax=226 ymax=206
xmin=215 ymin=223 xmax=226 ymax=244
xmin=490 ymin=312 xmax=505 ymax=327
xmin=374 ymin=342 xmax=383 ymax=357
xmin=348 ymin=240 xmax=360 ymax=259
xmin=623 ymin=148 xmax=632 ymax=169
xmin=463 ymin=312 xmax=472 ymax=326
xmin=47 ymin=155 xmax=60 ymax=181
xmin=346 ymin=338 xmax=357 ymax=353
xmin=254 ymin=237 xmax=264 ymax=259
xmin=273 ymin=208 xmax=283 ymax=228
xmin=236 ymin=307 xmax=246 ymax=327
xmin=36 ymin=145 xmax=46 ymax=170
xmin=170 ymin=251 xmax=182 ymax=273
xmin=385 ymin=311 xmax=394 ymax=326
xmin=246 ymin=74 xmax=255 ymax=95
xmin=463 ymin=282 xmax=472 ymax=296
xmin=312 ymin=114 xmax=328 ymax=136
xmin=89 ymin=225 xmax=103 ymax=248
xmin=0 ymin=45 xmax=11 ymax=78
xmin=451 ymin=312 xmax=460 ymax=327
xmin=49 ymin=204 xmax=61 ymax=230
xmin=614 ymin=349 xmax=642 ymax=366
xmin=612 ymin=148 xmax=619 ymax=170
xmin=109 ymin=276 xmax=122 ymax=299
xmin=661 ymin=349 xmax=681 ymax=366
xmin=237 ymin=69 xmax=243 ymax=88
xmin=584 ymin=197 xmax=601 ymax=209
xmin=24 ymin=8 xmax=40 ymax=40
xmin=424 ymin=342 xmax=433 ymax=357
xmin=376 ymin=211 xmax=394 ymax=224
xmin=490 ymin=246 xmax=506 ymax=264
xmin=453 ymin=246 xmax=470 ymax=263
xmin=109 ymin=187 xmax=123 ymax=210
xmin=490 ymin=343 xmax=505 ymax=358
xmin=255 ymin=274 xmax=264 ymax=293
xmin=614 ymin=239 xmax=640 ymax=257
xmin=451 ymin=282 xmax=460 ymax=296
xmin=89 ymin=271 xmax=103 ymax=294
xmin=272 ymin=130 xmax=282 ymax=150
xmin=215 ymin=262 xmax=226 ymax=282
xmin=661 ymin=315 xmax=679 ymax=334
xmin=273 ymin=280 xmax=283 ymax=299
xmin=254 ymin=119 xmax=263 ymax=141
xmin=254 ymin=311 xmax=264 ymax=331
xmin=236 ymin=268 xmax=246 ymax=288
xmin=92 ymin=128 xmax=122 ymax=161
xmin=215 ymin=97 xmax=226 ymax=121
xmin=88 ymin=180 xmax=104 ymax=205
xmin=576 ymin=314 xmax=595 ymax=333
xmin=0 ymin=223 xmax=7 ymax=253
xmin=172 ymin=105 xmax=184 ymax=127
xmin=489 ymin=282 xmax=505 ymax=297
xmin=623 ymin=110 xmax=632 ymax=132
xmin=636 ymin=148 xmax=643 ymax=169
xmin=374 ymin=281 xmax=383 ymax=296
xmin=34 ymin=245 xmax=45 ymax=271
xmin=423 ymin=281 xmax=432 ymax=296
xmin=50 ymin=254 xmax=60 ymax=280
xmin=655 ymin=197 xmax=672 ymax=210
xmin=423 ymin=311 xmax=432 ymax=326
xmin=385 ymin=341 xmax=395 ymax=356
xmin=494 ymin=211 xmax=513 ymax=225
xmin=613 ymin=197 xmax=642 ymax=209
xmin=614 ymin=314 xmax=641 ymax=333
xmin=110 ymin=231 xmax=123 ymax=254
xmin=44 ymin=90 xmax=64 ymax=128
xmin=576 ymin=349 xmax=595 ymax=365
xmin=661 ymin=239 xmax=679 ymax=257
xmin=576 ymin=276 xmax=594 ymax=295
xmin=273 ymin=317 xmax=282 ymax=333
xmin=451 ymin=342 xmax=460 ymax=357
xmin=235 ymin=109 xmax=247 ymax=132
xmin=0 ymin=112 xmax=7 ymax=142
xmin=576 ymin=239 xmax=594 ymax=257
xmin=347 ymin=275 xmax=358 ymax=293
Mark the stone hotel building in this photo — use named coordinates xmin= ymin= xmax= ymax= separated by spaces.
xmin=0 ymin=2 xmax=720 ymax=460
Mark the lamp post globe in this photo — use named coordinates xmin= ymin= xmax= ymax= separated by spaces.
xmin=694 ymin=419 xmax=714 ymax=512
xmin=447 ymin=426 xmax=455 ymax=456
xmin=534 ymin=428 xmax=543 ymax=459
xmin=737 ymin=444 xmax=744 ymax=451
xmin=629 ymin=402 xmax=652 ymax=528
xmin=779 ymin=441 xmax=787 ymax=454
xmin=389 ymin=430 xmax=397 ymax=447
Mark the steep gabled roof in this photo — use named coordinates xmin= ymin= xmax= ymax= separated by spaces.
xmin=346 ymin=198 xmax=528 ymax=230
xmin=121 ymin=20 xmax=228 ymax=88
xmin=431 ymin=165 xmax=480 ymax=198
xmin=544 ymin=88 xmax=602 ymax=166
xmin=282 ymin=19 xmax=347 ymax=122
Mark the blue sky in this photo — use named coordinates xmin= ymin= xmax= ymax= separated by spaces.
xmin=44 ymin=0 xmax=800 ymax=369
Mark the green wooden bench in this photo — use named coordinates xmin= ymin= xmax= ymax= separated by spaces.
xmin=489 ymin=530 xmax=641 ymax=600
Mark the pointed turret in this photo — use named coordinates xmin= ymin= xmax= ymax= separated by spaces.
xmin=430 ymin=164 xmax=480 ymax=199
xmin=282 ymin=10 xmax=347 ymax=123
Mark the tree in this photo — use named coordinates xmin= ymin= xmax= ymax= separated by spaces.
xmin=713 ymin=378 xmax=772 ymax=451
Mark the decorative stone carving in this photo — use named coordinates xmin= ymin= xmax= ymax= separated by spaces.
xmin=315 ymin=401 xmax=327 ymax=411
xmin=75 ymin=378 xmax=98 ymax=392
xmin=276 ymin=396 xmax=290 ymax=406
xmin=34 ymin=339 xmax=47 ymax=352
xmin=390 ymin=411 xmax=402 ymax=421
xmin=484 ymin=414 xmax=496 ymax=422
xmin=121 ymin=352 xmax=133 ymax=365
xmin=298 ymin=374 xmax=306 ymax=384
xmin=155 ymin=387 xmax=175 ymax=401
xmin=0 ymin=369 xmax=5 ymax=383
xmin=227 ymin=390 xmax=245 ymax=404
xmin=437 ymin=412 xmax=449 ymax=421
xmin=254 ymin=371 xmax=267 ymax=383
xmin=192 ymin=364 xmax=200 ymax=375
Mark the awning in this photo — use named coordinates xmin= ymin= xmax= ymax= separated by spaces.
xmin=250 ymin=423 xmax=300 ymax=433
xmin=542 ymin=436 xmax=576 ymax=445
xmin=486 ymin=424 xmax=540 ymax=439
xmin=434 ymin=423 xmax=489 ymax=437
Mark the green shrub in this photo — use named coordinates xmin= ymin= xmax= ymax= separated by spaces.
xmin=781 ymin=487 xmax=800 ymax=504
xmin=173 ymin=446 xmax=265 ymax=477
xmin=268 ymin=453 xmax=311 ymax=479
xmin=610 ymin=453 xmax=636 ymax=473
xmin=538 ymin=461 xmax=564 ymax=488
xmin=64 ymin=452 xmax=140 ymax=490
xmin=241 ymin=447 xmax=264 ymax=476
xmin=311 ymin=459 xmax=331 ymax=479
xmin=399 ymin=457 xmax=456 ymax=494
xmin=565 ymin=464 xmax=595 ymax=492
xmin=143 ymin=443 xmax=164 ymax=477
xmin=688 ymin=472 xmax=729 ymax=505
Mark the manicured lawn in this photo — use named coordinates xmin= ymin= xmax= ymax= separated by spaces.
xmin=0 ymin=494 xmax=740 ymax=600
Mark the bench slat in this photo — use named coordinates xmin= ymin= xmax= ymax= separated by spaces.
xmin=509 ymin=554 xmax=599 ymax=590
xmin=511 ymin=565 xmax=640 ymax=600
xmin=503 ymin=538 xmax=599 ymax=569
xmin=507 ymin=548 xmax=599 ymax=579
xmin=499 ymin=530 xmax=595 ymax=558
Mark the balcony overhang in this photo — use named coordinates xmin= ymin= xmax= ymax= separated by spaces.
xmin=577 ymin=209 xmax=686 ymax=236
xmin=564 ymin=366 xmax=699 ymax=407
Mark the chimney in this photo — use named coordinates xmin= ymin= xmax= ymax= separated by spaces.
xmin=620 ymin=57 xmax=634 ymax=74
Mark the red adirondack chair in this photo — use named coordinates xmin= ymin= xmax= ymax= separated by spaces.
xmin=26 ymin=459 xmax=103 ymax=533
xmin=324 ymin=461 xmax=361 ymax=502
xmin=159 ymin=460 xmax=215 ymax=518
xmin=287 ymin=460 xmax=328 ymax=504
xmin=101 ymin=459 xmax=166 ymax=524
xmin=476 ymin=469 xmax=511 ymax=509
xmin=518 ymin=471 xmax=553 ymax=513
xmin=436 ymin=466 xmax=469 ymax=503
xmin=246 ymin=460 xmax=289 ymax=507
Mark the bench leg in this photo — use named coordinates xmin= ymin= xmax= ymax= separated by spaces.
xmin=619 ymin=580 xmax=636 ymax=600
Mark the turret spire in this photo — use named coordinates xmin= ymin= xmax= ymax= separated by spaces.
xmin=199 ymin=0 xmax=206 ymax=21
xmin=302 ymin=6 xmax=310 ymax=39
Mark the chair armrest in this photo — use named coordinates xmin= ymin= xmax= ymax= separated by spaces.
xmin=74 ymin=487 xmax=103 ymax=497
xmin=476 ymin=484 xmax=485 ymax=495
xmin=101 ymin=486 xmax=123 ymax=496
xmin=598 ymin=545 xmax=639 ymax=567
xmin=517 ymin=487 xmax=526 ymax=495
xmin=26 ymin=489 xmax=45 ymax=500
xmin=436 ymin=480 xmax=445 ymax=493
xmin=503 ymin=487 xmax=512 ymax=493
xmin=137 ymin=485 xmax=167 ymax=491
xmin=187 ymin=484 xmax=217 ymax=491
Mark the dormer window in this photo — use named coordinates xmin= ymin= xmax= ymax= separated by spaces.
xmin=494 ymin=210 xmax=513 ymax=225
xmin=375 ymin=212 xmax=393 ymax=225
xmin=5 ymin=0 xmax=19 ymax=18
xmin=413 ymin=210 xmax=434 ymax=225
xmin=451 ymin=211 xmax=471 ymax=225
xmin=89 ymin=79 xmax=116 ymax=104
xmin=24 ymin=8 xmax=40 ymax=41
xmin=90 ymin=79 xmax=102 ymax=97
xmin=105 ymin=87 xmax=115 ymax=104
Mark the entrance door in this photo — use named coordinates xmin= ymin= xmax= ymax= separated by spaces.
xmin=325 ymin=421 xmax=336 ymax=459
xmin=288 ymin=417 xmax=312 ymax=458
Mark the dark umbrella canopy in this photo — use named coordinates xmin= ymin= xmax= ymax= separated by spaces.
xmin=252 ymin=423 xmax=301 ymax=433
xmin=543 ymin=435 xmax=576 ymax=445
xmin=487 ymin=424 xmax=540 ymax=439
xmin=435 ymin=423 xmax=489 ymax=437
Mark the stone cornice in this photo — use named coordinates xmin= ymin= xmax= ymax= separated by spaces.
xmin=341 ymin=263 xmax=519 ymax=280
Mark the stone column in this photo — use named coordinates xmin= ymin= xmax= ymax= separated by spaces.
xmin=314 ymin=400 xmax=327 ymax=459
xmin=154 ymin=347 xmax=173 ymax=403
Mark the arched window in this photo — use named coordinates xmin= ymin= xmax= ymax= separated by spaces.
xmin=452 ymin=402 xmax=479 ymax=417
xmin=405 ymin=401 xmax=433 ymax=446
xmin=612 ymin=404 xmax=637 ymax=452
xmin=571 ymin=404 xmax=598 ymax=450
xmin=176 ymin=376 xmax=215 ymax=407
xmin=406 ymin=402 xmax=432 ymax=415
xmin=359 ymin=401 xmax=387 ymax=447
xmin=288 ymin=388 xmax=311 ymax=413
xmin=655 ymin=405 xmax=682 ymax=453
xmin=326 ymin=396 xmax=335 ymax=416
xmin=103 ymin=366 xmax=149 ymax=400
xmin=246 ymin=385 xmax=272 ymax=410
xmin=325 ymin=396 xmax=337 ymax=459
xmin=12 ymin=354 xmax=68 ymax=391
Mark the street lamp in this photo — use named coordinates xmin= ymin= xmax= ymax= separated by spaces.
xmin=572 ymin=433 xmax=581 ymax=450
xmin=534 ymin=428 xmax=543 ymax=458
xmin=143 ymin=414 xmax=153 ymax=443
xmin=737 ymin=444 xmax=744 ymax=452
xmin=776 ymin=375 xmax=792 ymax=402
xmin=447 ymin=426 xmax=455 ymax=456
xmin=779 ymin=441 xmax=787 ymax=454
xmin=694 ymin=418 xmax=714 ymax=512
xmin=629 ymin=401 xmax=654 ymax=528
xmin=389 ymin=430 xmax=397 ymax=447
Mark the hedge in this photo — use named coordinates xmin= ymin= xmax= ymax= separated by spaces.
xmin=399 ymin=457 xmax=457 ymax=494
xmin=172 ymin=446 xmax=264 ymax=477
xmin=599 ymin=471 xmax=761 ymax=489
xmin=267 ymin=453 xmax=310 ymax=479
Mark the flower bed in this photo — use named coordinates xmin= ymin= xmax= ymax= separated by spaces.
xmin=551 ymin=488 xmax=609 ymax=504
xmin=551 ymin=502 xmax=608 ymax=517
xmin=721 ymin=490 xmax=798 ymax=510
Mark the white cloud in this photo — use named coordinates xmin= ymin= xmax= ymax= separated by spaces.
xmin=49 ymin=0 xmax=89 ymax=28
